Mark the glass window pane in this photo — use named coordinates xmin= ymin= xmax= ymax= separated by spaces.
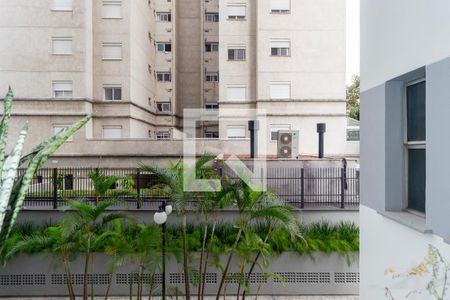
xmin=408 ymin=149 xmax=426 ymax=213
xmin=407 ymin=81 xmax=426 ymax=141
xmin=113 ymin=88 xmax=121 ymax=100
xmin=105 ymin=88 xmax=113 ymax=100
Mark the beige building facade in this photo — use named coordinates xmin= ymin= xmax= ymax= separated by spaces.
xmin=0 ymin=0 xmax=357 ymax=166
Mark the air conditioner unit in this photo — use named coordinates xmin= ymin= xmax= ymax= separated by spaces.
xmin=277 ymin=130 xmax=299 ymax=159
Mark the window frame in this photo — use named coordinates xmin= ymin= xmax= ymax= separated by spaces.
xmin=156 ymin=72 xmax=172 ymax=82
xmin=103 ymin=85 xmax=122 ymax=101
xmin=404 ymin=78 xmax=426 ymax=214
xmin=102 ymin=43 xmax=123 ymax=60
xmin=205 ymin=103 xmax=219 ymax=111
xmin=156 ymin=42 xmax=172 ymax=53
xmin=269 ymin=124 xmax=291 ymax=141
xmin=52 ymin=80 xmax=73 ymax=98
xmin=156 ymin=12 xmax=172 ymax=22
xmin=205 ymin=131 xmax=219 ymax=139
xmin=52 ymin=37 xmax=73 ymax=55
xmin=226 ymin=85 xmax=247 ymax=101
xmin=227 ymin=4 xmax=246 ymax=20
xmin=53 ymin=124 xmax=73 ymax=141
xmin=205 ymin=12 xmax=219 ymax=22
xmin=226 ymin=125 xmax=246 ymax=139
xmin=205 ymin=42 xmax=219 ymax=52
xmin=270 ymin=0 xmax=291 ymax=13
xmin=52 ymin=0 xmax=73 ymax=11
xmin=102 ymin=126 xmax=123 ymax=139
xmin=270 ymin=81 xmax=291 ymax=99
xmin=228 ymin=48 xmax=246 ymax=61
xmin=102 ymin=0 xmax=122 ymax=19
xmin=205 ymin=72 xmax=219 ymax=82
xmin=156 ymin=102 xmax=172 ymax=113
xmin=156 ymin=131 xmax=171 ymax=140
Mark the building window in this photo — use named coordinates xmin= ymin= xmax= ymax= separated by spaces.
xmin=205 ymin=12 xmax=219 ymax=22
xmin=157 ymin=102 xmax=172 ymax=113
xmin=156 ymin=72 xmax=171 ymax=82
xmin=270 ymin=0 xmax=290 ymax=13
xmin=205 ymin=72 xmax=219 ymax=82
xmin=205 ymin=42 xmax=219 ymax=52
xmin=205 ymin=131 xmax=219 ymax=139
xmin=156 ymin=12 xmax=171 ymax=22
xmin=226 ymin=86 xmax=246 ymax=101
xmin=52 ymin=37 xmax=72 ymax=55
xmin=270 ymin=82 xmax=290 ymax=99
xmin=156 ymin=131 xmax=171 ymax=140
xmin=102 ymin=43 xmax=122 ymax=60
xmin=227 ymin=4 xmax=246 ymax=20
xmin=53 ymin=124 xmax=73 ymax=141
xmin=156 ymin=42 xmax=172 ymax=53
xmin=103 ymin=126 xmax=122 ymax=139
xmin=227 ymin=126 xmax=246 ymax=139
xmin=103 ymin=85 xmax=122 ymax=100
xmin=205 ymin=103 xmax=219 ymax=111
xmin=102 ymin=1 xmax=122 ymax=18
xmin=270 ymin=39 xmax=290 ymax=56
xmin=52 ymin=81 xmax=73 ymax=98
xmin=406 ymin=80 xmax=426 ymax=213
xmin=228 ymin=48 xmax=246 ymax=61
xmin=52 ymin=0 xmax=73 ymax=11
xmin=270 ymin=124 xmax=291 ymax=141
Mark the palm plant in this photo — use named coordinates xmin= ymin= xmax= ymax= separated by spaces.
xmin=214 ymin=174 xmax=299 ymax=300
xmin=140 ymin=155 xmax=217 ymax=300
xmin=88 ymin=170 xmax=133 ymax=206
xmin=60 ymin=199 xmax=129 ymax=300
xmin=3 ymin=225 xmax=79 ymax=300
xmin=0 ymin=87 xmax=92 ymax=247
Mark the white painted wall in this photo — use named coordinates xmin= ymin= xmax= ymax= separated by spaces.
xmin=360 ymin=206 xmax=450 ymax=300
xmin=361 ymin=0 xmax=450 ymax=92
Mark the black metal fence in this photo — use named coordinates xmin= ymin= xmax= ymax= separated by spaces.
xmin=19 ymin=167 xmax=359 ymax=210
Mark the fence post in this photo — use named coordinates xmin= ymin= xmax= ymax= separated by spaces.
xmin=340 ymin=168 xmax=345 ymax=209
xmin=300 ymin=168 xmax=305 ymax=209
xmin=136 ymin=168 xmax=141 ymax=209
xmin=52 ymin=168 xmax=58 ymax=209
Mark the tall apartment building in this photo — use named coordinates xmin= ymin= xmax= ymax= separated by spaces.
xmin=0 ymin=0 xmax=356 ymax=165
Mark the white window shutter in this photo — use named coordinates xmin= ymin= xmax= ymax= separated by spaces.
xmin=227 ymin=126 xmax=246 ymax=139
xmin=270 ymin=82 xmax=290 ymax=99
xmin=52 ymin=38 xmax=72 ymax=54
xmin=103 ymin=127 xmax=122 ymax=139
xmin=270 ymin=40 xmax=290 ymax=48
xmin=227 ymin=87 xmax=246 ymax=101
xmin=103 ymin=43 xmax=122 ymax=59
xmin=227 ymin=5 xmax=246 ymax=17
xmin=271 ymin=0 xmax=290 ymax=10
xmin=53 ymin=81 xmax=73 ymax=91
xmin=53 ymin=0 xmax=73 ymax=10
xmin=102 ymin=1 xmax=122 ymax=18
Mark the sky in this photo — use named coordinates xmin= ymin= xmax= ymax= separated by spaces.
xmin=346 ymin=0 xmax=360 ymax=84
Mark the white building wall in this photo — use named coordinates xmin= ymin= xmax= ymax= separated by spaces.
xmin=361 ymin=0 xmax=450 ymax=298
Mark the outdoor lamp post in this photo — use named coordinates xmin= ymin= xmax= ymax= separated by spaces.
xmin=153 ymin=201 xmax=172 ymax=300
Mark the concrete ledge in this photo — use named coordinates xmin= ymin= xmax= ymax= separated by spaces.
xmin=377 ymin=210 xmax=432 ymax=233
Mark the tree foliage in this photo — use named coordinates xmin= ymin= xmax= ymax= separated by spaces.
xmin=346 ymin=75 xmax=360 ymax=120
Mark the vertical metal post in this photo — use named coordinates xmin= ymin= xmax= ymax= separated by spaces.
xmin=162 ymin=200 xmax=166 ymax=300
xmin=52 ymin=168 xmax=58 ymax=209
xmin=248 ymin=120 xmax=259 ymax=159
xmin=300 ymin=168 xmax=305 ymax=209
xmin=136 ymin=169 xmax=141 ymax=209
xmin=340 ymin=168 xmax=345 ymax=209
xmin=317 ymin=123 xmax=326 ymax=159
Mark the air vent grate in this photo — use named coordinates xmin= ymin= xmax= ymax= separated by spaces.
xmin=273 ymin=272 xmax=331 ymax=284
xmin=0 ymin=274 xmax=46 ymax=286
